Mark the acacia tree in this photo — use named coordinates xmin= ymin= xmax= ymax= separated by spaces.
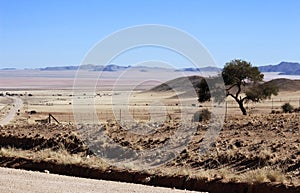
xmin=198 ymin=59 xmax=278 ymax=115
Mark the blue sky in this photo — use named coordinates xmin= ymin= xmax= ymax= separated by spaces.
xmin=0 ymin=0 xmax=299 ymax=69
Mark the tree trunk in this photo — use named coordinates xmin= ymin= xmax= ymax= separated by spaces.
xmin=238 ymin=101 xmax=247 ymax=115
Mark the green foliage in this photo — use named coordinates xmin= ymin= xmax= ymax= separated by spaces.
xmin=281 ymin=103 xmax=294 ymax=113
xmin=193 ymin=109 xmax=211 ymax=122
xmin=197 ymin=79 xmax=211 ymax=102
xmin=197 ymin=76 xmax=226 ymax=103
xmin=197 ymin=59 xmax=278 ymax=115
xmin=222 ymin=59 xmax=264 ymax=86
xmin=245 ymin=83 xmax=279 ymax=103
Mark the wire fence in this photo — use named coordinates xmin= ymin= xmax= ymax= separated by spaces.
xmin=32 ymin=97 xmax=300 ymax=124
xmin=225 ymin=98 xmax=300 ymax=115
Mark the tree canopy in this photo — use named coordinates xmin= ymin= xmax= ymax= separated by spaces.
xmin=198 ymin=59 xmax=278 ymax=115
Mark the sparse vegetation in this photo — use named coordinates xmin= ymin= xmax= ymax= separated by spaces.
xmin=192 ymin=108 xmax=211 ymax=122
xmin=0 ymin=111 xmax=299 ymax=191
xmin=0 ymin=74 xmax=299 ymax=191
xmin=0 ymin=146 xmax=108 ymax=169
xmin=239 ymin=167 xmax=286 ymax=184
xmin=281 ymin=102 xmax=294 ymax=113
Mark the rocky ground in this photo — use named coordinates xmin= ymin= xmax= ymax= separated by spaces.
xmin=0 ymin=113 xmax=299 ymax=192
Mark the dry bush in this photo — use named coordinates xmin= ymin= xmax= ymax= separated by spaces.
xmin=258 ymin=147 xmax=272 ymax=165
xmin=281 ymin=103 xmax=294 ymax=113
xmin=239 ymin=167 xmax=286 ymax=184
xmin=192 ymin=109 xmax=211 ymax=122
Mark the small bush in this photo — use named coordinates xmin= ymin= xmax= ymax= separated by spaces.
xmin=281 ymin=103 xmax=294 ymax=113
xmin=193 ymin=108 xmax=211 ymax=122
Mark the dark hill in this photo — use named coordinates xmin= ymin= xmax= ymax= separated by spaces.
xmin=149 ymin=75 xmax=203 ymax=92
xmin=149 ymin=76 xmax=300 ymax=97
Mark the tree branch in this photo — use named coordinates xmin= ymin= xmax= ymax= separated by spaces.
xmin=235 ymin=84 xmax=241 ymax=99
xmin=240 ymin=96 xmax=247 ymax=103
xmin=226 ymin=83 xmax=238 ymax=91
xmin=227 ymin=92 xmax=240 ymax=103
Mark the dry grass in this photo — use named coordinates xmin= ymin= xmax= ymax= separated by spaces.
xmin=239 ymin=167 xmax=286 ymax=184
xmin=191 ymin=167 xmax=287 ymax=184
xmin=0 ymin=147 xmax=108 ymax=170
xmin=153 ymin=164 xmax=288 ymax=184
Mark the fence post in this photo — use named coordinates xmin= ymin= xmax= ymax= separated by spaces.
xmin=225 ymin=101 xmax=227 ymax=121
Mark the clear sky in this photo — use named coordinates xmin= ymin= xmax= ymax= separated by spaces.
xmin=0 ymin=0 xmax=299 ymax=69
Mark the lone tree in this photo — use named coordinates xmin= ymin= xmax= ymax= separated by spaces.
xmin=198 ymin=59 xmax=278 ymax=115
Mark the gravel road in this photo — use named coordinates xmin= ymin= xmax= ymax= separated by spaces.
xmin=0 ymin=96 xmax=22 ymax=126
xmin=0 ymin=167 xmax=205 ymax=193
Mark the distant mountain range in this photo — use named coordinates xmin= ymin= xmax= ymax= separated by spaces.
xmin=2 ymin=61 xmax=300 ymax=75
xmin=180 ymin=61 xmax=300 ymax=75
xmin=37 ymin=64 xmax=221 ymax=72
xmin=0 ymin=68 xmax=17 ymax=70
xmin=258 ymin=62 xmax=300 ymax=75
xmin=39 ymin=65 xmax=79 ymax=71
xmin=175 ymin=66 xmax=221 ymax=72
xmin=38 ymin=64 xmax=129 ymax=72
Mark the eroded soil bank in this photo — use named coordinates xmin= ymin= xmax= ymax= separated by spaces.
xmin=0 ymin=113 xmax=299 ymax=193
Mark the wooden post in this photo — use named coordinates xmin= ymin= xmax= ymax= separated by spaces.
xmin=225 ymin=101 xmax=228 ymax=121
xmin=49 ymin=114 xmax=59 ymax=124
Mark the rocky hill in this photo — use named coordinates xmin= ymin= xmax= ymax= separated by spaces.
xmin=259 ymin=62 xmax=300 ymax=75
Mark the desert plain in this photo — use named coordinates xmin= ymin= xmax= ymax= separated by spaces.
xmin=0 ymin=69 xmax=300 ymax=193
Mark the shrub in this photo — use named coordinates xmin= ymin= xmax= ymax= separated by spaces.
xmin=281 ymin=103 xmax=294 ymax=113
xmin=193 ymin=108 xmax=211 ymax=122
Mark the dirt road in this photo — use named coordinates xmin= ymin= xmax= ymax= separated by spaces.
xmin=0 ymin=96 xmax=22 ymax=126
xmin=0 ymin=167 xmax=203 ymax=193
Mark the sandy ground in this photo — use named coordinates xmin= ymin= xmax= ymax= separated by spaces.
xmin=0 ymin=167 xmax=202 ymax=193
xmin=4 ymin=89 xmax=299 ymax=125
